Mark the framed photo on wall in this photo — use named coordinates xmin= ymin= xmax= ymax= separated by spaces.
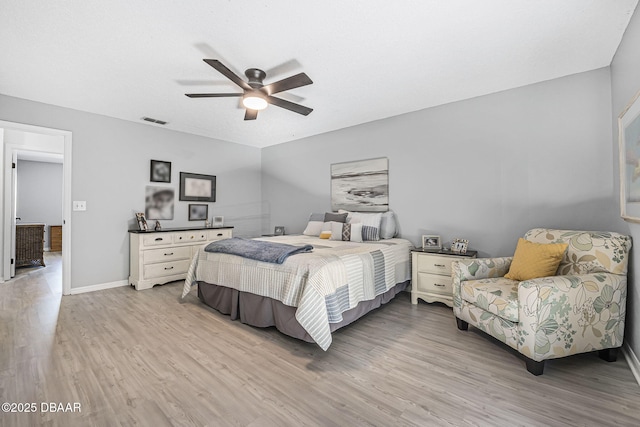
xmin=145 ymin=186 xmax=175 ymax=220
xmin=150 ymin=160 xmax=171 ymax=183
xmin=179 ymin=172 xmax=216 ymax=202
xmin=619 ymin=89 xmax=640 ymax=222
xmin=188 ymin=204 xmax=209 ymax=221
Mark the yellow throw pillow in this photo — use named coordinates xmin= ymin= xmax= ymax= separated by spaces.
xmin=504 ymin=238 xmax=568 ymax=281
xmin=319 ymin=231 xmax=332 ymax=239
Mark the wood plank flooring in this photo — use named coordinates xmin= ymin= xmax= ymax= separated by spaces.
xmin=1 ymin=257 xmax=639 ymax=426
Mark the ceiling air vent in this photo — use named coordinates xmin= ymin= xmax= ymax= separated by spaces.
xmin=141 ymin=117 xmax=168 ymax=125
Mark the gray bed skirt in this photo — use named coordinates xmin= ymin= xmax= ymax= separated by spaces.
xmin=197 ymin=280 xmax=409 ymax=344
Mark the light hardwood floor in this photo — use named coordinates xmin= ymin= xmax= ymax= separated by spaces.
xmin=1 ymin=258 xmax=640 ymax=426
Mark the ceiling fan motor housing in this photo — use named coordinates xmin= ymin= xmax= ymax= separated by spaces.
xmin=245 ymin=68 xmax=266 ymax=89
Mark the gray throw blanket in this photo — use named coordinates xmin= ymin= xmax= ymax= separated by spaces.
xmin=204 ymin=237 xmax=313 ymax=264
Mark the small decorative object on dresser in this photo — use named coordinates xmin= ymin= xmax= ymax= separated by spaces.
xmin=422 ymin=235 xmax=441 ymax=249
xmin=274 ymin=226 xmax=285 ymax=236
xmin=136 ymin=213 xmax=148 ymax=231
xmin=129 ymin=226 xmax=234 ymax=290
xmin=154 ymin=220 xmax=162 ymax=231
xmin=212 ymin=216 xmax=224 ymax=227
xmin=451 ymin=238 xmax=469 ymax=254
xmin=188 ymin=204 xmax=208 ymax=221
xmin=150 ymin=160 xmax=171 ymax=183
xmin=411 ymin=247 xmax=477 ymax=307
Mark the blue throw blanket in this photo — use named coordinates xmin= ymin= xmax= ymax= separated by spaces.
xmin=204 ymin=237 xmax=313 ymax=264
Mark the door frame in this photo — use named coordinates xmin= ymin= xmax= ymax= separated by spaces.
xmin=0 ymin=120 xmax=72 ymax=295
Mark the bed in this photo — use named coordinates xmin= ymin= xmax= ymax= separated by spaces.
xmin=182 ymin=235 xmax=412 ymax=350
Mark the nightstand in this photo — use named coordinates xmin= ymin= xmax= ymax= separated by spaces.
xmin=411 ymin=248 xmax=477 ymax=307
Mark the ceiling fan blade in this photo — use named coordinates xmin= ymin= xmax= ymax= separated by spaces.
xmin=266 ymin=96 xmax=313 ymax=116
xmin=263 ymin=73 xmax=313 ymax=95
xmin=244 ymin=109 xmax=258 ymax=120
xmin=185 ymin=93 xmax=243 ymax=98
xmin=203 ymin=59 xmax=251 ymax=91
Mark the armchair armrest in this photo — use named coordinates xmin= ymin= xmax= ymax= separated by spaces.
xmin=452 ymin=257 xmax=513 ymax=310
xmin=517 ymin=273 xmax=627 ymax=361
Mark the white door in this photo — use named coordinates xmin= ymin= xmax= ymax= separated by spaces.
xmin=10 ymin=151 xmax=17 ymax=277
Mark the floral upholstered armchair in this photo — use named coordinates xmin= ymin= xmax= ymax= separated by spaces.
xmin=452 ymin=229 xmax=631 ymax=375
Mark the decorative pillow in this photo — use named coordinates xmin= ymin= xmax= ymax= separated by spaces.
xmin=319 ymin=231 xmax=332 ymax=239
xmin=379 ymin=211 xmax=397 ymax=239
xmin=303 ymin=212 xmax=325 ymax=236
xmin=349 ymin=212 xmax=382 ymax=241
xmin=504 ymin=238 xmax=569 ymax=281
xmin=324 ymin=212 xmax=348 ymax=223
xmin=330 ymin=222 xmax=363 ymax=243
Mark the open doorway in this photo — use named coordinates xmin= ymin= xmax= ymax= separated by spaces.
xmin=11 ymin=151 xmax=64 ymax=293
xmin=0 ymin=121 xmax=72 ymax=295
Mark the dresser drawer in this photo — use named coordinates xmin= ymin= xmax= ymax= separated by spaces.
xmin=144 ymin=260 xmax=191 ymax=279
xmin=209 ymin=229 xmax=233 ymax=240
xmin=417 ymin=254 xmax=454 ymax=275
xmin=142 ymin=233 xmax=173 ymax=247
xmin=416 ymin=272 xmax=452 ymax=295
xmin=175 ymin=231 xmax=208 ymax=244
xmin=143 ymin=246 xmax=192 ymax=264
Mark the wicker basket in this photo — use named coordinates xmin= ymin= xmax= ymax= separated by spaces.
xmin=16 ymin=224 xmax=45 ymax=267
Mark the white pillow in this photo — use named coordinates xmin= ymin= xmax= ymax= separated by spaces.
xmin=303 ymin=212 xmax=325 ymax=236
xmin=330 ymin=222 xmax=363 ymax=242
xmin=349 ymin=212 xmax=382 ymax=241
xmin=380 ymin=211 xmax=397 ymax=239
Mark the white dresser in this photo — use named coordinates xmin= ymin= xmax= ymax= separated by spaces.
xmin=129 ymin=227 xmax=233 ymax=290
xmin=411 ymin=249 xmax=477 ymax=307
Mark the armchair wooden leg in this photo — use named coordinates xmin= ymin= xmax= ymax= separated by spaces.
xmin=525 ymin=358 xmax=545 ymax=376
xmin=455 ymin=317 xmax=468 ymax=331
xmin=598 ymin=348 xmax=619 ymax=362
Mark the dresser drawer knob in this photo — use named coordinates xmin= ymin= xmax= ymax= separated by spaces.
xmin=164 ymin=252 xmax=173 ymax=256
xmin=155 ymin=237 xmax=163 ymax=241
xmin=164 ymin=266 xmax=174 ymax=270
xmin=434 ymin=263 xmax=446 ymax=268
xmin=434 ymin=283 xmax=445 ymax=287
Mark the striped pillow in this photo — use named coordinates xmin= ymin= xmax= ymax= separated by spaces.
xmin=349 ymin=212 xmax=382 ymax=241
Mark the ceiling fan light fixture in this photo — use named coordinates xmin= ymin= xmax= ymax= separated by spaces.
xmin=242 ymin=93 xmax=268 ymax=111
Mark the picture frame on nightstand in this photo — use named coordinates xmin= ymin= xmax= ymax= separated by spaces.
xmin=451 ymin=238 xmax=469 ymax=254
xmin=274 ymin=226 xmax=285 ymax=236
xmin=422 ymin=235 xmax=441 ymax=249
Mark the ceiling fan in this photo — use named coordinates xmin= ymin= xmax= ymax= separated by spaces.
xmin=185 ymin=59 xmax=313 ymax=120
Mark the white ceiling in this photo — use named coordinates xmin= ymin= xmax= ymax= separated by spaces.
xmin=1 ymin=1 xmax=637 ymax=148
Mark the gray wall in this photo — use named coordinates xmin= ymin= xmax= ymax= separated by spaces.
xmin=611 ymin=4 xmax=640 ymax=365
xmin=16 ymin=160 xmax=63 ymax=250
xmin=0 ymin=94 xmax=263 ymax=289
xmin=262 ymin=68 xmax=615 ymax=257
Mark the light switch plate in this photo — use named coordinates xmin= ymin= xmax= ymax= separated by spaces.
xmin=73 ymin=201 xmax=87 ymax=211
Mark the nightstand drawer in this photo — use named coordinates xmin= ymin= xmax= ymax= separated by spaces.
xmin=209 ymin=229 xmax=233 ymax=240
xmin=143 ymin=233 xmax=173 ymax=246
xmin=416 ymin=273 xmax=452 ymax=295
xmin=144 ymin=260 xmax=191 ymax=279
xmin=175 ymin=231 xmax=208 ymax=243
xmin=417 ymin=255 xmax=454 ymax=275
xmin=143 ymin=246 xmax=192 ymax=264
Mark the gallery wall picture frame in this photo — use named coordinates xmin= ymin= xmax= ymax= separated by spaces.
xmin=180 ymin=172 xmax=216 ymax=202
xmin=188 ymin=204 xmax=209 ymax=221
xmin=618 ymin=88 xmax=640 ymax=223
xmin=150 ymin=160 xmax=172 ymax=183
xmin=422 ymin=235 xmax=441 ymax=250
xmin=212 ymin=216 xmax=224 ymax=227
xmin=145 ymin=186 xmax=175 ymax=220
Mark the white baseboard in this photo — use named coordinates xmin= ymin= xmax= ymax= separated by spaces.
xmin=69 ymin=279 xmax=129 ymax=295
xmin=623 ymin=344 xmax=640 ymax=386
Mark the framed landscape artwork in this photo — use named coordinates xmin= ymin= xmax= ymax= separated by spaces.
xmin=331 ymin=157 xmax=389 ymax=212
xmin=619 ymin=89 xmax=640 ymax=223
xmin=180 ymin=172 xmax=216 ymax=202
